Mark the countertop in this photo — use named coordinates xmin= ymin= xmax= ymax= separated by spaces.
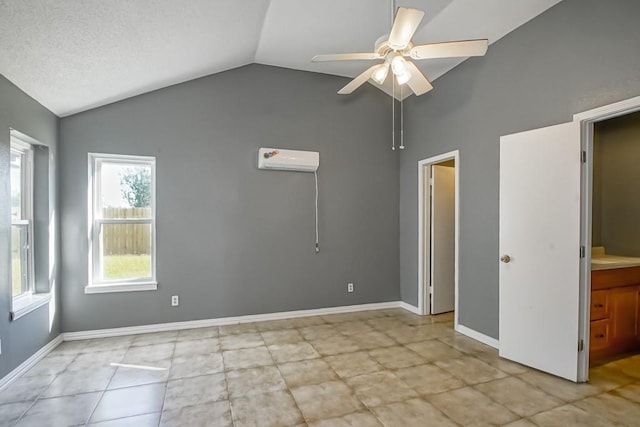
xmin=591 ymin=254 xmax=640 ymax=271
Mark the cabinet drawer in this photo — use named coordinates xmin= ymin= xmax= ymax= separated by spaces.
xmin=590 ymin=319 xmax=610 ymax=352
xmin=591 ymin=290 xmax=609 ymax=321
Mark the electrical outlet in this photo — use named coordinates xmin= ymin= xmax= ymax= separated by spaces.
xmin=347 ymin=283 xmax=354 ymax=293
xmin=171 ymin=295 xmax=179 ymax=306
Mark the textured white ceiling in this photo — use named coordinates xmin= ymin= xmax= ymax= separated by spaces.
xmin=0 ymin=0 xmax=562 ymax=116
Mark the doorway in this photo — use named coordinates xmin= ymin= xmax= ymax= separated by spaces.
xmin=576 ymin=95 xmax=640 ymax=381
xmin=497 ymin=95 xmax=640 ymax=383
xmin=418 ymin=151 xmax=459 ymax=325
xmin=586 ymin=110 xmax=640 ymax=369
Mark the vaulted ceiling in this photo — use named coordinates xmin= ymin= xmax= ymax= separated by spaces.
xmin=0 ymin=0 xmax=562 ymax=116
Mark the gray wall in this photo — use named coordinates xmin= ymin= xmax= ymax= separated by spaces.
xmin=400 ymin=0 xmax=640 ymax=339
xmin=593 ymin=111 xmax=640 ymax=256
xmin=60 ymin=64 xmax=399 ymax=332
xmin=592 ymin=128 xmax=603 ymax=247
xmin=0 ymin=74 xmax=60 ymax=378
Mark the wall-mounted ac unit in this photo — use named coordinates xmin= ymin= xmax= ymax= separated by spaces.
xmin=258 ymin=148 xmax=319 ymax=172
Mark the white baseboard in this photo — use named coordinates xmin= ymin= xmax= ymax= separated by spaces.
xmin=1 ymin=302 xmax=491 ymax=392
xmin=456 ymin=324 xmax=499 ymax=349
xmin=399 ymin=302 xmax=421 ymax=315
xmin=0 ymin=335 xmax=63 ymax=392
xmin=64 ymin=301 xmax=404 ymax=341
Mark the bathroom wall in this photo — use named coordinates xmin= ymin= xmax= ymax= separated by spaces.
xmin=593 ymin=111 xmax=640 ymax=256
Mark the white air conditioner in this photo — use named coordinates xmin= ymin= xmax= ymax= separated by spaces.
xmin=258 ymin=148 xmax=319 ymax=172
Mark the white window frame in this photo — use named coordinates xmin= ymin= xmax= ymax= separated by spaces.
xmin=10 ymin=133 xmax=52 ymax=321
xmin=86 ymin=153 xmax=157 ymax=294
xmin=10 ymin=139 xmax=35 ymax=301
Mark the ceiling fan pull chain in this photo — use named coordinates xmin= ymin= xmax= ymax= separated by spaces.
xmin=391 ymin=0 xmax=395 ymax=152
xmin=392 ymin=75 xmax=396 ymax=150
xmin=399 ymin=85 xmax=405 ymax=150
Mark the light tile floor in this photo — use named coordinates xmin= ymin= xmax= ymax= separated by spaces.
xmin=1 ymin=309 xmax=639 ymax=426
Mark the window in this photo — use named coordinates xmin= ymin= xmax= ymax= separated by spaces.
xmin=87 ymin=154 xmax=156 ymax=293
xmin=10 ymin=139 xmax=34 ymax=300
xmin=9 ymin=130 xmax=52 ymax=320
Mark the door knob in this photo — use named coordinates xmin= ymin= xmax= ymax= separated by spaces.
xmin=500 ymin=255 xmax=511 ymax=263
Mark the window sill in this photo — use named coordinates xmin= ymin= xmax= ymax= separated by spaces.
xmin=11 ymin=293 xmax=52 ymax=321
xmin=84 ymin=282 xmax=158 ymax=294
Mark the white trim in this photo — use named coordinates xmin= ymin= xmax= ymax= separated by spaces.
xmin=0 ymin=302 xmax=498 ymax=393
xmin=11 ymin=293 xmax=52 ymax=320
xmin=10 ymin=128 xmax=46 ymax=147
xmin=573 ymin=95 xmax=640 ymax=122
xmin=0 ymin=335 xmax=63 ymax=392
xmin=10 ymin=138 xmax=33 ymax=153
xmin=10 ymin=137 xmax=35 ymax=302
xmin=1 ymin=302 xmax=403 ymax=390
xmin=88 ymin=152 xmax=157 ymax=288
xmin=456 ymin=324 xmax=499 ymax=349
xmin=84 ymin=282 xmax=158 ymax=294
xmin=64 ymin=301 xmax=403 ymax=340
xmin=572 ymin=95 xmax=640 ymax=383
xmin=88 ymin=152 xmax=157 ymax=163
xmin=417 ymin=151 xmax=460 ymax=330
xmin=399 ymin=302 xmax=421 ymax=315
xmin=96 ymin=218 xmax=153 ymax=224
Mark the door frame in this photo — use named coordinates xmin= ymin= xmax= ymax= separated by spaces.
xmin=574 ymin=95 xmax=640 ymax=381
xmin=417 ymin=150 xmax=460 ymax=325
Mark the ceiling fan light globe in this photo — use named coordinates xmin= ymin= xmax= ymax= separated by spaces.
xmin=396 ymin=70 xmax=411 ymax=85
xmin=371 ymin=64 xmax=389 ymax=84
xmin=391 ymin=55 xmax=407 ymax=75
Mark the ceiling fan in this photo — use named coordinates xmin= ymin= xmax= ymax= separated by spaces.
xmin=312 ymin=7 xmax=488 ymax=98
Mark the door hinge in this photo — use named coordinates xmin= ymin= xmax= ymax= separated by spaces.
xmin=578 ymin=339 xmax=584 ymax=352
xmin=580 ymin=246 xmax=585 ymax=258
xmin=581 ymin=151 xmax=587 ymax=163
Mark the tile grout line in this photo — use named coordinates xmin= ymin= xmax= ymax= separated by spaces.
xmin=12 ymin=348 xmax=86 ymax=426
xmin=264 ymin=322 xmax=322 ymax=426
xmin=83 ymin=339 xmax=136 ymax=426
xmin=268 ymin=313 xmax=460 ymax=426
xmin=7 ymin=314 xmax=454 ymax=426
xmin=8 ymin=312 xmax=640 ymax=426
xmin=154 ymin=333 xmax=179 ymax=426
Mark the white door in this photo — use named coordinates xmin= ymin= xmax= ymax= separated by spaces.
xmin=499 ymin=121 xmax=582 ymax=382
xmin=431 ymin=165 xmax=455 ymax=314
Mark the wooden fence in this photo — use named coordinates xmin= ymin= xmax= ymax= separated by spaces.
xmin=103 ymin=207 xmax=152 ymax=255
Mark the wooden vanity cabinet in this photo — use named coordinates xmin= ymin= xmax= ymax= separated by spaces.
xmin=589 ymin=319 xmax=610 ymax=352
xmin=609 ymin=287 xmax=639 ymax=348
xmin=590 ymin=267 xmax=640 ymax=364
xmin=590 ymin=290 xmax=609 ymax=321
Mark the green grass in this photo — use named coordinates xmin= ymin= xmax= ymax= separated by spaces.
xmin=14 ymin=255 xmax=151 ymax=293
xmin=103 ymin=254 xmax=151 ymax=280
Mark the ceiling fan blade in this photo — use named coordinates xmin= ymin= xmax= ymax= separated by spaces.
xmin=312 ymin=53 xmax=380 ymax=62
xmin=337 ymin=65 xmax=379 ymax=95
xmin=410 ymin=39 xmax=488 ymax=60
xmin=388 ymin=7 xmax=425 ymax=50
xmin=404 ymin=61 xmax=433 ymax=96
